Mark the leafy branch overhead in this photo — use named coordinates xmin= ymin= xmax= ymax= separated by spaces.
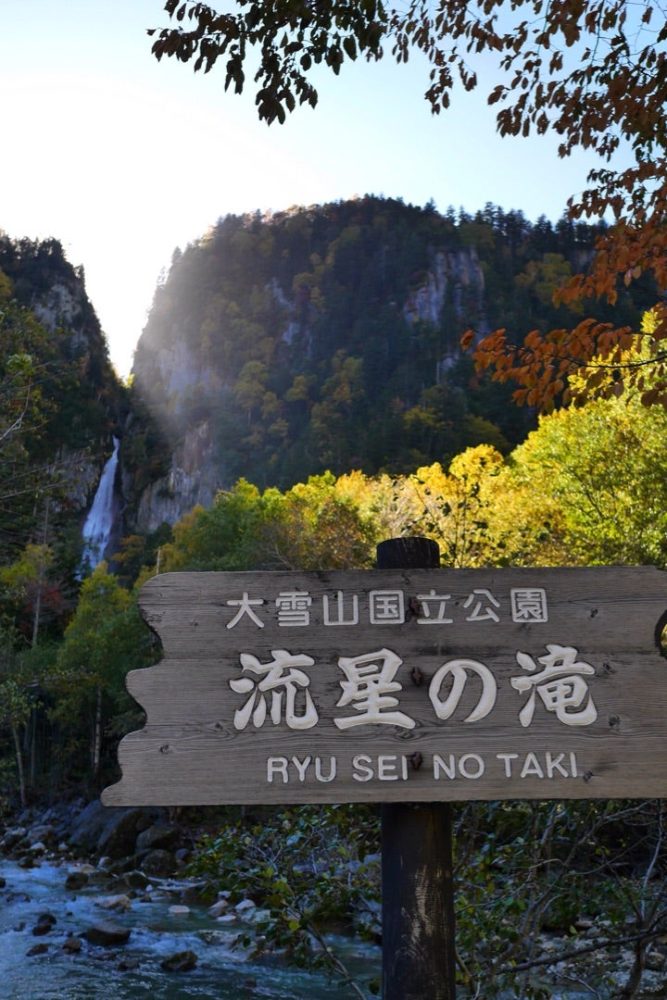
xmin=150 ymin=0 xmax=667 ymax=407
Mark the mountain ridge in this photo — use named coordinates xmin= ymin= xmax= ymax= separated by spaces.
xmin=127 ymin=196 xmax=648 ymax=532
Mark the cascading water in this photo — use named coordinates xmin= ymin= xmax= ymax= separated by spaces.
xmin=78 ymin=436 xmax=120 ymax=577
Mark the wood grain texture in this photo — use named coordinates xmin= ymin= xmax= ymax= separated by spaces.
xmin=382 ymin=802 xmax=456 ymax=1000
xmin=378 ymin=537 xmax=456 ymax=1000
xmin=102 ymin=566 xmax=667 ymax=806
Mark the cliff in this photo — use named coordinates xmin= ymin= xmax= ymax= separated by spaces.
xmin=0 ymin=234 xmax=126 ymax=573
xmin=127 ymin=197 xmax=645 ymax=532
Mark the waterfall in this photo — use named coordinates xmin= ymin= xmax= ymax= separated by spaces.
xmin=78 ymin=436 xmax=120 ymax=577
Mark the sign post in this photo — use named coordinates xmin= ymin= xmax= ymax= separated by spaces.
xmin=103 ymin=547 xmax=667 ymax=997
xmin=376 ymin=537 xmax=456 ymax=1000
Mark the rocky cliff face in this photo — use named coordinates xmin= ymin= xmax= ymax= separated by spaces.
xmin=129 ymin=242 xmax=487 ymax=530
xmin=0 ymin=234 xmax=127 ymax=561
xmin=126 ymin=198 xmax=620 ymax=531
xmin=133 ymin=421 xmax=220 ymax=533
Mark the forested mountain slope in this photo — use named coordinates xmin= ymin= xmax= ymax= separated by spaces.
xmin=0 ymin=234 xmax=125 ymax=593
xmin=130 ymin=197 xmax=648 ymax=531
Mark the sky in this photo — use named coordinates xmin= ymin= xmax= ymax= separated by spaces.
xmin=1 ymin=0 xmax=624 ymax=377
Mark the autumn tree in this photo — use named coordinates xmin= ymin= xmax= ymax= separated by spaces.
xmin=53 ymin=563 xmax=155 ymax=787
xmin=150 ymin=0 xmax=667 ymax=407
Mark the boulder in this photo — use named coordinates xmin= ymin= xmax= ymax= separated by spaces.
xmin=118 ymin=956 xmax=141 ymax=972
xmin=141 ymin=849 xmax=176 ymax=875
xmin=26 ymin=943 xmax=49 ymax=957
xmin=135 ymin=824 xmax=179 ymax=853
xmin=97 ymin=811 xmax=155 ymax=859
xmin=32 ymin=912 xmax=56 ymax=936
xmin=83 ymin=921 xmax=131 ymax=947
xmin=69 ymin=800 xmax=158 ymax=858
xmin=161 ymin=950 xmax=198 ymax=972
xmin=27 ymin=824 xmax=57 ymax=846
xmin=65 ymin=871 xmax=89 ymax=891
xmin=120 ymin=870 xmax=150 ymax=891
xmin=2 ymin=827 xmax=27 ymax=850
xmin=63 ymin=935 xmax=82 ymax=954
xmin=95 ymin=894 xmax=132 ymax=912
xmin=236 ymin=899 xmax=256 ymax=915
xmin=68 ymin=801 xmax=108 ymax=852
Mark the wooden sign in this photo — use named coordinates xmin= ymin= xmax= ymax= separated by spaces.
xmin=102 ymin=566 xmax=667 ymax=806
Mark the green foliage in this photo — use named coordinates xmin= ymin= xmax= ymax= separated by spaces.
xmin=188 ymin=805 xmax=381 ymax=997
xmin=158 ymin=474 xmax=377 ymax=573
xmin=511 ymin=390 xmax=667 ymax=566
xmin=134 ymin=198 xmax=647 ymax=491
xmin=0 ymin=235 xmax=127 ymax=571
xmin=452 ymin=799 xmax=667 ymax=997
xmin=49 ymin=563 xmax=158 ymax=788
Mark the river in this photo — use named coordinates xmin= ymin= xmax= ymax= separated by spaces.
xmin=0 ymin=859 xmax=380 ymax=999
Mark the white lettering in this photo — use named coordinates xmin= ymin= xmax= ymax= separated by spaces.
xmin=267 ymin=757 xmax=289 ymax=783
xmin=433 ymin=753 xmax=456 ymax=779
xmin=352 ymin=755 xmax=374 ymax=782
xmin=429 ymin=658 xmax=497 ymax=723
xmin=520 ymin=752 xmax=545 ymax=779
xmin=416 ymin=590 xmax=453 ymax=624
xmin=570 ymin=752 xmax=578 ymax=777
xmin=511 ymin=588 xmax=548 ymax=623
xmin=545 ymin=752 xmax=568 ymax=778
xmin=369 ymin=590 xmax=405 ymax=624
xmin=377 ymin=755 xmax=400 ymax=781
xmin=496 ymin=752 xmax=519 ymax=778
xmin=323 ymin=591 xmax=359 ymax=626
xmin=458 ymin=753 xmax=485 ymax=779
xmin=315 ymin=757 xmax=337 ymax=782
xmin=291 ymin=755 xmax=312 ymax=782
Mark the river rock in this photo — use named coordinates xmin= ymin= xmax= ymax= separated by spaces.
xmin=118 ymin=956 xmax=141 ymax=972
xmin=120 ymin=870 xmax=150 ymax=890
xmin=160 ymin=950 xmax=198 ymax=972
xmin=1 ymin=826 xmax=27 ymax=850
xmin=135 ymin=823 xmax=179 ymax=853
xmin=168 ymin=905 xmax=190 ymax=917
xmin=647 ymin=949 xmax=666 ymax=971
xmin=96 ymin=894 xmax=132 ymax=912
xmin=83 ymin=921 xmax=131 ymax=946
xmin=27 ymin=823 xmax=57 ymax=846
xmin=69 ymin=801 xmax=159 ymax=858
xmin=63 ymin=935 xmax=82 ymax=954
xmin=208 ymin=899 xmax=229 ymax=918
xmin=65 ymin=870 xmax=89 ymax=891
xmin=32 ymin=912 xmax=56 ymax=935
xmin=26 ymin=943 xmax=49 ymax=957
xmin=141 ymin=849 xmax=176 ymax=875
xmin=236 ymin=898 xmax=256 ymax=915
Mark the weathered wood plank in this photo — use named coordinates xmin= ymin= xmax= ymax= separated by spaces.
xmin=102 ymin=566 xmax=667 ymax=806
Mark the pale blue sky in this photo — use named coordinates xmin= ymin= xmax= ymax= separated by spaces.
xmin=1 ymin=0 xmax=624 ymax=376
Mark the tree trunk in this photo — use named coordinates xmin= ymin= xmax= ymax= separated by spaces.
xmin=92 ymin=685 xmax=102 ymax=781
xmin=11 ymin=722 xmax=26 ymax=809
xmin=31 ymin=498 xmax=50 ymax=647
xmin=29 ymin=707 xmax=37 ymax=788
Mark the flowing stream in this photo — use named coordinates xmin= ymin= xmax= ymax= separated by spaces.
xmin=0 ymin=859 xmax=380 ymax=1000
xmin=79 ymin=437 xmax=120 ymax=576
